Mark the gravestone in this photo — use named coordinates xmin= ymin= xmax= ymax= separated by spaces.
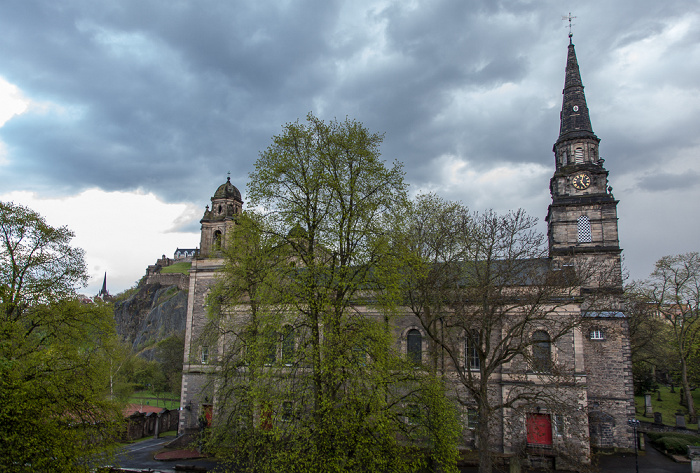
xmin=654 ymin=412 xmax=663 ymax=424
xmin=688 ymin=445 xmax=700 ymax=473
xmin=676 ymin=413 xmax=686 ymax=428
xmin=644 ymin=394 xmax=653 ymax=417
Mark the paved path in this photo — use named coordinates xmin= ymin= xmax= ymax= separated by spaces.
xmin=98 ymin=435 xmax=690 ymax=472
xmin=102 ymin=437 xmax=222 ymax=472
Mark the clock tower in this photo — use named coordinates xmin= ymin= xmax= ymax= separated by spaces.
xmin=546 ymin=38 xmax=622 ymax=293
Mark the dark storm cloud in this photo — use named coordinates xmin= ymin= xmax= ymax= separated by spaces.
xmin=0 ymin=0 xmax=698 ymax=219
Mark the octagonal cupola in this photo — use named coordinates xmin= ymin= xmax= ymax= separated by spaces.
xmin=199 ymin=176 xmax=244 ymax=257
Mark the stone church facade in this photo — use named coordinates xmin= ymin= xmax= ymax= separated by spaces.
xmin=178 ymin=39 xmax=634 ymax=461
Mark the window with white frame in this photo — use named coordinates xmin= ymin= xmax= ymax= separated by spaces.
xmin=590 ymin=328 xmax=604 ymax=340
xmin=465 ymin=330 xmax=480 ymax=370
xmin=201 ymin=345 xmax=209 ymax=364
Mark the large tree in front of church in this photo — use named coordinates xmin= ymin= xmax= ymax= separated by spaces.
xmin=390 ymin=194 xmax=592 ymax=473
xmin=0 ymin=202 xmax=123 ymax=472
xmin=203 ymin=114 xmax=460 ymax=473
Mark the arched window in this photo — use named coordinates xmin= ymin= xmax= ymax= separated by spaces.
xmin=532 ymin=330 xmax=551 ymax=373
xmin=465 ymin=330 xmax=480 ymax=370
xmin=281 ymin=325 xmax=295 ymax=364
xmin=577 ymin=216 xmax=592 ymax=243
xmin=407 ymin=329 xmax=422 ymax=364
xmin=213 ymin=230 xmax=223 ymax=249
xmin=574 ymin=147 xmax=584 ymax=164
xmin=265 ymin=331 xmax=277 ymax=364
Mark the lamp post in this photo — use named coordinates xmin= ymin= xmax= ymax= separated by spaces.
xmin=628 ymin=419 xmax=640 ymax=473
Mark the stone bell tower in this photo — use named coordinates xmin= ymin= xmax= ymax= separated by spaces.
xmin=545 ymin=37 xmax=622 ymax=294
xmin=199 ymin=176 xmax=243 ymax=257
xmin=546 ymin=36 xmax=633 ymax=452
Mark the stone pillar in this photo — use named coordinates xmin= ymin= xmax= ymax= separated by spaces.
xmin=154 ymin=412 xmax=161 ymax=439
xmin=644 ymin=394 xmax=653 ymax=417
xmin=688 ymin=445 xmax=700 ymax=473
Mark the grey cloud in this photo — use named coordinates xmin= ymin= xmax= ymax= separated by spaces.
xmin=636 ymin=170 xmax=699 ymax=192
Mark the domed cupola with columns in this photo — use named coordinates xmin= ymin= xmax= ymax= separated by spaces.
xmin=199 ymin=176 xmax=243 ymax=257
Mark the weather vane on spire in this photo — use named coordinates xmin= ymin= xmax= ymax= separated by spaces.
xmin=562 ymin=12 xmax=576 ymax=43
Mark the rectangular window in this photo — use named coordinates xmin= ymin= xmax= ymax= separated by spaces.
xmin=466 ymin=331 xmax=480 ymax=370
xmin=467 ymin=408 xmax=479 ymax=429
xmin=590 ymin=329 xmax=604 ymax=340
xmin=201 ymin=346 xmax=209 ymax=364
xmin=553 ymin=414 xmax=565 ymax=437
xmin=282 ymin=401 xmax=293 ymax=422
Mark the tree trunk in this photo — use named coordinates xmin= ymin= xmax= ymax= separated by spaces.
xmin=477 ymin=402 xmax=493 ymax=473
xmin=680 ymin=358 xmax=697 ymax=422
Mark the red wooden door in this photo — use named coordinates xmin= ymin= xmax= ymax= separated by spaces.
xmin=203 ymin=405 xmax=213 ymax=427
xmin=527 ymin=413 xmax=553 ymax=446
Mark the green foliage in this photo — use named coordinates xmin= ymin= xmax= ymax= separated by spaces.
xmin=0 ymin=202 xmax=124 ymax=471
xmin=203 ymin=115 xmax=459 ymax=472
xmin=156 ymin=334 xmax=185 ymax=394
xmin=160 ymin=262 xmax=192 ymax=274
xmin=634 ymin=385 xmax=700 ymax=428
xmin=647 ymin=432 xmax=700 ymax=455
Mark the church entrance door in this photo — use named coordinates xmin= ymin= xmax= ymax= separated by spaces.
xmin=527 ymin=413 xmax=553 ymax=446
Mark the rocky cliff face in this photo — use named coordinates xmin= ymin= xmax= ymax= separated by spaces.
xmin=114 ymin=279 xmax=189 ymax=359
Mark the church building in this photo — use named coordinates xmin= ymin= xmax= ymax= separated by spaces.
xmin=178 ymin=38 xmax=634 ymax=463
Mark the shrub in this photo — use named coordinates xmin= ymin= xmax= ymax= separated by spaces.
xmin=648 ymin=432 xmax=700 ymax=455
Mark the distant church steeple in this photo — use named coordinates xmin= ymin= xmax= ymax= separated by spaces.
xmin=97 ymin=272 xmax=111 ymax=300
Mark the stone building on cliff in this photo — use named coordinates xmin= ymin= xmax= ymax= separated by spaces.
xmin=178 ymin=39 xmax=633 ymax=463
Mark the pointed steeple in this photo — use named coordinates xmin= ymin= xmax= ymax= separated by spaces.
xmin=557 ymin=41 xmax=597 ymax=144
xmin=99 ymin=272 xmax=108 ymax=296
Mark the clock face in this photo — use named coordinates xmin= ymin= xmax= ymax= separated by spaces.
xmin=572 ymin=172 xmax=591 ymax=190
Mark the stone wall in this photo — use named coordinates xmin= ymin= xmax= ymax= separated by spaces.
xmin=124 ymin=409 xmax=180 ymax=441
xmin=146 ymin=272 xmax=189 ymax=291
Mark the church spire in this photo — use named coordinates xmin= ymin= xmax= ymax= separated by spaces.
xmin=99 ymin=272 xmax=108 ymax=296
xmin=557 ymin=41 xmax=597 ymax=145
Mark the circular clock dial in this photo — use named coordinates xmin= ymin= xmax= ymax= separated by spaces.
xmin=572 ymin=172 xmax=591 ymax=190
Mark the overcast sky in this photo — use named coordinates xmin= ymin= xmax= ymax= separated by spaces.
xmin=1 ymin=0 xmax=698 ymax=295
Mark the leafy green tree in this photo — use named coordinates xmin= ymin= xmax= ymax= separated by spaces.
xmin=203 ymin=115 xmax=460 ymax=472
xmin=0 ymin=201 xmax=123 ymax=472
xmin=636 ymin=253 xmax=700 ymax=422
xmin=390 ymin=195 xmax=592 ymax=473
xmin=156 ymin=334 xmax=185 ymax=395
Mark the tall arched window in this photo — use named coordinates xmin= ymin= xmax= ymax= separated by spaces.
xmin=407 ymin=329 xmax=422 ymax=364
xmin=577 ymin=216 xmax=592 ymax=243
xmin=465 ymin=330 xmax=480 ymax=370
xmin=574 ymin=147 xmax=584 ymax=164
xmin=532 ymin=330 xmax=551 ymax=373
xmin=213 ymin=230 xmax=223 ymax=249
xmin=281 ymin=325 xmax=295 ymax=364
xmin=265 ymin=331 xmax=277 ymax=364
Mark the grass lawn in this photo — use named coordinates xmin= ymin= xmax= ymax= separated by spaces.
xmin=634 ymin=385 xmax=700 ymax=429
xmin=160 ymin=262 xmax=191 ymax=274
xmin=129 ymin=390 xmax=180 ymax=410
